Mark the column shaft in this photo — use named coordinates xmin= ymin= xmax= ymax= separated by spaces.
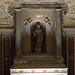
xmin=56 ymin=9 xmax=62 ymax=57
xmin=15 ymin=11 xmax=21 ymax=57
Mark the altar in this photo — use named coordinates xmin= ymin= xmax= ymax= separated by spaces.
xmin=9 ymin=2 xmax=68 ymax=75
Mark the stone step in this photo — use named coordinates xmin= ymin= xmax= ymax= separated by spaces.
xmin=22 ymin=53 xmax=55 ymax=59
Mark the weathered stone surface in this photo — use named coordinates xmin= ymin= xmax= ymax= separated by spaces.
xmin=0 ymin=0 xmax=75 ymax=26
xmin=0 ymin=4 xmax=11 ymax=25
xmin=64 ymin=2 xmax=75 ymax=26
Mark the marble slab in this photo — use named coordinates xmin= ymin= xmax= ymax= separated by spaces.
xmin=10 ymin=68 xmax=68 ymax=75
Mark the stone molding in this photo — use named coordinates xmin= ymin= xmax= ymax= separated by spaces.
xmin=8 ymin=2 xmax=67 ymax=14
xmin=10 ymin=68 xmax=68 ymax=74
xmin=0 ymin=29 xmax=14 ymax=36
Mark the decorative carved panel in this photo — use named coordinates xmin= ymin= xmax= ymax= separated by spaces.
xmin=68 ymin=36 xmax=74 ymax=75
xmin=3 ymin=36 xmax=11 ymax=75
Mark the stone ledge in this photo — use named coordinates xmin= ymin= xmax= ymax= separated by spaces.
xmin=10 ymin=62 xmax=67 ymax=69
xmin=10 ymin=68 xmax=68 ymax=74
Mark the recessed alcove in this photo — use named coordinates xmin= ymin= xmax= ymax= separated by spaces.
xmin=21 ymin=9 xmax=56 ymax=55
xmin=9 ymin=2 xmax=68 ymax=75
xmin=30 ymin=21 xmax=46 ymax=53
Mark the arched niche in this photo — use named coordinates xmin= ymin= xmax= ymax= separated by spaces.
xmin=21 ymin=19 xmax=54 ymax=55
xmin=30 ymin=20 xmax=46 ymax=53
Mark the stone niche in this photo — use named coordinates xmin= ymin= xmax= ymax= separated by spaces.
xmin=9 ymin=2 xmax=68 ymax=75
xmin=21 ymin=9 xmax=56 ymax=55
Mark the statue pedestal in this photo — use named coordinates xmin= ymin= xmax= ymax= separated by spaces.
xmin=34 ymin=48 xmax=42 ymax=53
xmin=10 ymin=54 xmax=68 ymax=75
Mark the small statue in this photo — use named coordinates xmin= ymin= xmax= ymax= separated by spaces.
xmin=33 ymin=22 xmax=44 ymax=53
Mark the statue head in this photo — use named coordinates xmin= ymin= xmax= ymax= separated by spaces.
xmin=36 ymin=22 xmax=41 ymax=29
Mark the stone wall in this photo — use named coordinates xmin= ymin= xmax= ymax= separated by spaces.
xmin=0 ymin=0 xmax=75 ymax=26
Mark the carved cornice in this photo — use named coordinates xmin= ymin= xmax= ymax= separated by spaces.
xmin=8 ymin=2 xmax=68 ymax=16
xmin=10 ymin=2 xmax=63 ymax=8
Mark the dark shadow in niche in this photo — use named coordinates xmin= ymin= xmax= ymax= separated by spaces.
xmin=31 ymin=22 xmax=46 ymax=53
